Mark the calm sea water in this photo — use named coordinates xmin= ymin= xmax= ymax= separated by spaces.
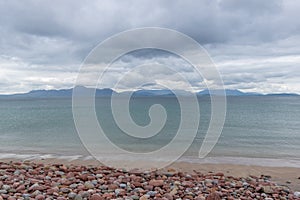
xmin=0 ymin=96 xmax=299 ymax=167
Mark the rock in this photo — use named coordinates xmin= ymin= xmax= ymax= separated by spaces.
xmin=16 ymin=185 xmax=25 ymax=192
xmin=139 ymin=195 xmax=149 ymax=200
xmin=84 ymin=181 xmax=94 ymax=189
xmin=29 ymin=183 xmax=43 ymax=191
xmin=60 ymin=188 xmax=70 ymax=193
xmin=90 ymin=194 xmax=103 ymax=200
xmin=207 ymin=192 xmax=221 ymax=200
xmin=149 ymin=179 xmax=164 ymax=187
xmin=195 ymin=195 xmax=205 ymax=200
xmin=35 ymin=195 xmax=45 ymax=200
xmin=80 ymin=191 xmax=90 ymax=198
xmin=79 ymin=174 xmax=88 ymax=181
xmin=242 ymin=182 xmax=249 ymax=187
xmin=22 ymin=194 xmax=31 ymax=200
xmin=215 ymin=172 xmax=224 ymax=177
xmin=0 ymin=190 xmax=7 ymax=194
xmin=182 ymin=181 xmax=193 ymax=187
xmin=164 ymin=193 xmax=173 ymax=200
xmin=108 ymin=184 xmax=118 ymax=190
xmin=294 ymin=191 xmax=300 ymax=198
xmin=143 ymin=185 xmax=153 ymax=191
xmin=115 ymin=188 xmax=126 ymax=196
xmin=2 ymin=185 xmax=10 ymax=190
xmin=96 ymin=174 xmax=103 ymax=178
xmin=262 ymin=186 xmax=274 ymax=194
xmin=170 ymin=187 xmax=178 ymax=195
xmin=131 ymin=195 xmax=139 ymax=200
xmin=91 ymin=180 xmax=98 ymax=185
xmin=102 ymin=193 xmax=113 ymax=198
xmin=0 ymin=161 xmax=295 ymax=200
xmin=68 ymin=192 xmax=77 ymax=199
xmin=174 ymin=181 xmax=181 ymax=185
xmin=69 ymin=183 xmax=78 ymax=189
xmin=146 ymin=191 xmax=157 ymax=197
xmin=32 ymin=190 xmax=41 ymax=197
xmin=132 ymin=181 xmax=142 ymax=187
xmin=74 ymin=195 xmax=83 ymax=200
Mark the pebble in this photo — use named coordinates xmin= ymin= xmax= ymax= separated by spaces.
xmin=74 ymin=195 xmax=83 ymax=200
xmin=22 ymin=194 xmax=30 ymax=199
xmin=294 ymin=191 xmax=300 ymax=198
xmin=84 ymin=181 xmax=94 ymax=189
xmin=207 ymin=192 xmax=221 ymax=200
xmin=149 ymin=179 xmax=164 ymax=187
xmin=90 ymin=194 xmax=102 ymax=200
xmin=131 ymin=195 xmax=139 ymax=200
xmin=2 ymin=184 xmax=10 ymax=190
xmin=68 ymin=192 xmax=77 ymax=198
xmin=61 ymin=188 xmax=70 ymax=193
xmin=0 ymin=161 xmax=296 ymax=199
xmin=139 ymin=195 xmax=149 ymax=200
xmin=35 ymin=194 xmax=45 ymax=200
xmin=146 ymin=190 xmax=157 ymax=197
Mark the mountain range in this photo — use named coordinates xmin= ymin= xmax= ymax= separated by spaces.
xmin=0 ymin=87 xmax=298 ymax=99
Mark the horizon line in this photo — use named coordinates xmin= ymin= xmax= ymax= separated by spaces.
xmin=0 ymin=87 xmax=299 ymax=96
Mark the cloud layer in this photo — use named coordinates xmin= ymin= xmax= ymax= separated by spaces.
xmin=0 ymin=0 xmax=299 ymax=94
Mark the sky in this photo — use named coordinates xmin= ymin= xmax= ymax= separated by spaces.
xmin=0 ymin=0 xmax=300 ymax=94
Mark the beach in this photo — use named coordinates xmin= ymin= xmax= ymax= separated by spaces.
xmin=0 ymin=158 xmax=299 ymax=199
xmin=1 ymin=0 xmax=300 ymax=199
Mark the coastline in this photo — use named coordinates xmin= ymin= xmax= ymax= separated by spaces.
xmin=1 ymin=156 xmax=299 ymax=192
xmin=0 ymin=158 xmax=299 ymax=199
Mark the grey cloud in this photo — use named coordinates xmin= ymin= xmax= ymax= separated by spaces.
xmin=2 ymin=0 xmax=299 ymax=64
xmin=0 ymin=0 xmax=299 ymax=93
xmin=223 ymin=73 xmax=266 ymax=86
xmin=219 ymin=0 xmax=281 ymax=14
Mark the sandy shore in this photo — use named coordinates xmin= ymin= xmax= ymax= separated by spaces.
xmin=0 ymin=157 xmax=299 ymax=199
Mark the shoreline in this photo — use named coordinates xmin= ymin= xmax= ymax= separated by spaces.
xmin=0 ymin=159 xmax=299 ymax=199
xmin=1 ymin=152 xmax=300 ymax=168
xmin=1 ymin=157 xmax=300 ymax=192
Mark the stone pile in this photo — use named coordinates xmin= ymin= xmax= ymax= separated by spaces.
xmin=0 ymin=161 xmax=299 ymax=199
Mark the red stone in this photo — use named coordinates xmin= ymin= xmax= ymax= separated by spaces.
xmin=90 ymin=194 xmax=104 ymax=200
xmin=149 ymin=179 xmax=164 ymax=187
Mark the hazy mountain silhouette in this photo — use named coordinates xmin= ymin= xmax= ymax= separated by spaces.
xmin=0 ymin=88 xmax=298 ymax=99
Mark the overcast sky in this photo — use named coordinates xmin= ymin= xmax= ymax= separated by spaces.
xmin=0 ymin=0 xmax=300 ymax=94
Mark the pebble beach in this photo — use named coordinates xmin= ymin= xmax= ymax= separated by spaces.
xmin=0 ymin=160 xmax=299 ymax=200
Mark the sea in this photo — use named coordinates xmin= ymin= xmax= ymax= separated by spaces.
xmin=0 ymin=96 xmax=299 ymax=167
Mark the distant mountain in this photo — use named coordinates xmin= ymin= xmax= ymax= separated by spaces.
xmin=0 ymin=87 xmax=116 ymax=99
xmin=125 ymin=89 xmax=192 ymax=97
xmin=266 ymin=93 xmax=299 ymax=96
xmin=12 ymin=89 xmax=73 ymax=98
xmin=197 ymin=89 xmax=263 ymax=96
xmin=132 ymin=89 xmax=174 ymax=96
xmin=0 ymin=88 xmax=298 ymax=99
